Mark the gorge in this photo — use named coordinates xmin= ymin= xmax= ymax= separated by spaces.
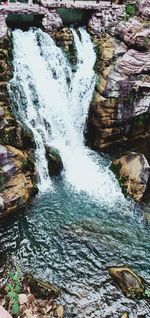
xmin=0 ymin=1 xmax=150 ymax=317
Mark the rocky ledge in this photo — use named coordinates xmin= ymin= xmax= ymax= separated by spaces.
xmin=111 ymin=152 xmax=150 ymax=202
xmin=87 ymin=1 xmax=150 ymax=162
xmin=0 ymin=144 xmax=36 ymax=217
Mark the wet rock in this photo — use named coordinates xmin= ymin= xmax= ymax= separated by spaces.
xmin=51 ymin=27 xmax=74 ymax=53
xmin=109 ymin=266 xmax=145 ymax=298
xmin=46 ymin=146 xmax=63 ymax=176
xmin=20 ymin=124 xmax=36 ymax=149
xmin=52 ymin=304 xmax=64 ymax=318
xmin=23 ymin=274 xmax=60 ymax=299
xmin=1 ymin=172 xmax=34 ymax=217
xmin=111 ymin=152 xmax=150 ymax=202
xmin=121 ymin=313 xmax=129 ymax=318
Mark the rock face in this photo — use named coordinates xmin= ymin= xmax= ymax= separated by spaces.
xmin=109 ymin=266 xmax=145 ymax=298
xmin=111 ymin=153 xmax=150 ymax=202
xmin=87 ymin=3 xmax=150 ymax=159
xmin=0 ymin=145 xmax=36 ymax=217
xmin=88 ymin=5 xmax=125 ymax=35
xmin=51 ymin=27 xmax=74 ymax=52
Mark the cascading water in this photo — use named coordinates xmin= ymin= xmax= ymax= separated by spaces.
xmin=1 ymin=27 xmax=150 ymax=318
xmin=10 ymin=27 xmax=124 ymax=203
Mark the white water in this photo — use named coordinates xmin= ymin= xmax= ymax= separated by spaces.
xmin=10 ymin=27 xmax=124 ymax=203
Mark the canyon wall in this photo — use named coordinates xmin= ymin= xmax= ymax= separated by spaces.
xmin=86 ymin=0 xmax=150 ymax=161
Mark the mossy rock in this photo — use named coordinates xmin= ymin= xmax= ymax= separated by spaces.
xmin=109 ymin=266 xmax=145 ymax=298
xmin=20 ymin=124 xmax=36 ymax=149
xmin=46 ymin=146 xmax=63 ymax=176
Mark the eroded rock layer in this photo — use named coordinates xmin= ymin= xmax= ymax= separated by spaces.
xmin=87 ymin=3 xmax=150 ymax=160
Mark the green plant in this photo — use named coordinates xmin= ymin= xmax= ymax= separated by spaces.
xmin=124 ymin=3 xmax=136 ymax=21
xmin=134 ymin=113 xmax=149 ymax=128
xmin=6 ymin=268 xmax=23 ymax=315
xmin=144 ymin=288 xmax=150 ymax=298
xmin=125 ymin=92 xmax=134 ymax=105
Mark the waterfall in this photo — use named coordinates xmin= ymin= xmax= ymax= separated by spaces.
xmin=10 ymin=27 xmax=124 ymax=203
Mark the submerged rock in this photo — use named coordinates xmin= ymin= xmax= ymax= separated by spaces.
xmin=23 ymin=273 xmax=60 ymax=299
xmin=111 ymin=152 xmax=150 ymax=202
xmin=109 ymin=266 xmax=145 ymax=298
xmin=46 ymin=146 xmax=63 ymax=176
xmin=121 ymin=313 xmax=129 ymax=318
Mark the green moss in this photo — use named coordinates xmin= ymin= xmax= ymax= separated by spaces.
xmin=124 ymin=3 xmax=136 ymax=21
xmin=134 ymin=113 xmax=149 ymax=128
xmin=125 ymin=92 xmax=134 ymax=105
xmin=22 ymin=157 xmax=35 ymax=173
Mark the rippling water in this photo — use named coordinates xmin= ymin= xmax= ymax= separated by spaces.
xmin=0 ymin=173 xmax=150 ymax=317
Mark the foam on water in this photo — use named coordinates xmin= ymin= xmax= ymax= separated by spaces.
xmin=10 ymin=27 xmax=125 ymax=204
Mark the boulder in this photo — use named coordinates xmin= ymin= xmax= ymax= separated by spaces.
xmin=121 ymin=314 xmax=129 ymax=318
xmin=46 ymin=146 xmax=63 ymax=176
xmin=111 ymin=152 xmax=150 ymax=202
xmin=109 ymin=266 xmax=145 ymax=298
xmin=1 ymin=173 xmax=34 ymax=217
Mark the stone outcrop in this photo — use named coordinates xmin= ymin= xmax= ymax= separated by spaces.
xmin=111 ymin=152 xmax=150 ymax=202
xmin=51 ymin=27 xmax=74 ymax=53
xmin=114 ymin=18 xmax=150 ymax=50
xmin=88 ymin=4 xmax=125 ymax=35
xmin=0 ymin=145 xmax=36 ymax=217
xmin=137 ymin=0 xmax=150 ymax=20
xmin=109 ymin=266 xmax=145 ymax=298
xmin=87 ymin=4 xmax=150 ymax=158
xmin=116 ymin=50 xmax=150 ymax=75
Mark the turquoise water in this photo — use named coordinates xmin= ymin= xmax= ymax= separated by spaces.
xmin=0 ymin=174 xmax=150 ymax=317
xmin=1 ymin=27 xmax=150 ymax=317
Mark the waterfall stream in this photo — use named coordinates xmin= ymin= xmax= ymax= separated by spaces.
xmin=1 ymin=27 xmax=150 ymax=318
xmin=9 ymin=27 xmax=125 ymax=203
